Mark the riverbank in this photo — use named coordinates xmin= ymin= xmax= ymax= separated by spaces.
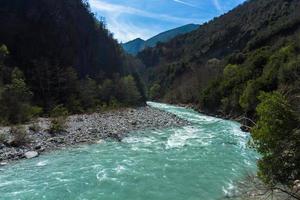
xmin=175 ymin=103 xmax=252 ymax=132
xmin=0 ymin=106 xmax=189 ymax=164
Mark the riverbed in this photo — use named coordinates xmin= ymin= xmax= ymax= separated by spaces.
xmin=0 ymin=102 xmax=258 ymax=200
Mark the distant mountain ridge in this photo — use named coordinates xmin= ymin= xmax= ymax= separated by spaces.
xmin=122 ymin=24 xmax=199 ymax=55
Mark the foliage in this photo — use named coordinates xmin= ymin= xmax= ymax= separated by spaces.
xmin=9 ymin=126 xmax=29 ymax=147
xmin=0 ymin=0 xmax=146 ymax=125
xmin=49 ymin=117 xmax=67 ymax=135
xmin=50 ymin=105 xmax=69 ymax=118
xmin=0 ymin=68 xmax=35 ymax=124
xmin=149 ymin=83 xmax=161 ymax=100
xmin=29 ymin=122 xmax=41 ymax=133
xmin=252 ymin=92 xmax=299 ymax=185
xmin=0 ymin=44 xmax=9 ymax=61
xmin=139 ymin=0 xmax=300 ymax=104
xmin=79 ymin=77 xmax=99 ymax=111
xmin=119 ymin=75 xmax=142 ymax=106
xmin=49 ymin=105 xmax=68 ymax=135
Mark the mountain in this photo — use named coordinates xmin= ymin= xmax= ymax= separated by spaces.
xmin=122 ymin=24 xmax=199 ymax=55
xmin=0 ymin=0 xmax=145 ymax=124
xmin=138 ymin=0 xmax=300 ymax=105
xmin=122 ymin=38 xmax=146 ymax=55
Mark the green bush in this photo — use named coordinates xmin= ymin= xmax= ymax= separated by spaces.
xmin=252 ymin=92 xmax=299 ymax=184
xmin=149 ymin=83 xmax=161 ymax=100
xmin=108 ymin=97 xmax=121 ymax=109
xmin=9 ymin=126 xmax=29 ymax=147
xmin=0 ymin=68 xmax=35 ymax=124
xmin=50 ymin=105 xmax=69 ymax=118
xmin=49 ymin=117 xmax=67 ymax=135
xmin=29 ymin=122 xmax=41 ymax=133
xmin=49 ymin=105 xmax=68 ymax=135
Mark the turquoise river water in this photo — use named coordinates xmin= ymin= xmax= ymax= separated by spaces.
xmin=0 ymin=102 xmax=258 ymax=200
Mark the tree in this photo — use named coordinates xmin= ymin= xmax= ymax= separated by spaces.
xmin=0 ymin=68 xmax=37 ymax=124
xmin=149 ymin=83 xmax=161 ymax=100
xmin=252 ymin=92 xmax=299 ymax=185
xmin=79 ymin=76 xmax=99 ymax=111
xmin=0 ymin=44 xmax=9 ymax=86
xmin=119 ymin=75 xmax=141 ymax=106
xmin=99 ymin=79 xmax=115 ymax=103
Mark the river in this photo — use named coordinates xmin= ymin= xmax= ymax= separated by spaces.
xmin=0 ymin=102 xmax=258 ymax=200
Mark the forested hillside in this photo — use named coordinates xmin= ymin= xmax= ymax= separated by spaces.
xmin=139 ymin=0 xmax=300 ymax=104
xmin=138 ymin=0 xmax=300 ymax=195
xmin=0 ymin=0 xmax=145 ymax=124
xmin=122 ymin=24 xmax=199 ymax=55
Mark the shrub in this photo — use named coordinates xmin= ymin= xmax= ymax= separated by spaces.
xmin=0 ymin=68 xmax=34 ymax=124
xmin=27 ymin=106 xmax=43 ymax=119
xmin=9 ymin=126 xmax=29 ymax=147
xmin=252 ymin=92 xmax=299 ymax=184
xmin=49 ymin=105 xmax=68 ymax=135
xmin=29 ymin=122 xmax=41 ymax=133
xmin=50 ymin=105 xmax=69 ymax=118
xmin=149 ymin=83 xmax=161 ymax=100
xmin=108 ymin=97 xmax=121 ymax=109
xmin=49 ymin=117 xmax=67 ymax=135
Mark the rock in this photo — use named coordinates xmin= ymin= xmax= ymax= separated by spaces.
xmin=0 ymin=162 xmax=8 ymax=166
xmin=292 ymin=180 xmax=300 ymax=191
xmin=88 ymin=128 xmax=98 ymax=134
xmin=24 ymin=151 xmax=39 ymax=159
xmin=48 ymin=137 xmax=64 ymax=144
xmin=34 ymin=145 xmax=42 ymax=150
xmin=0 ymin=143 xmax=6 ymax=149
xmin=130 ymin=121 xmax=137 ymax=126
xmin=77 ymin=117 xmax=84 ymax=122
xmin=240 ymin=125 xmax=250 ymax=132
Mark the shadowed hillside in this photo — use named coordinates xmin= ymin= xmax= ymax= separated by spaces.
xmin=0 ymin=0 xmax=145 ymax=124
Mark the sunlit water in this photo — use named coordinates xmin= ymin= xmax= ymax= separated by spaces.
xmin=0 ymin=102 xmax=258 ymax=200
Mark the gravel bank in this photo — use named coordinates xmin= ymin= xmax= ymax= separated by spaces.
xmin=0 ymin=106 xmax=189 ymax=164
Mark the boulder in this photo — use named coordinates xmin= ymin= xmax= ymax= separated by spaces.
xmin=24 ymin=151 xmax=39 ymax=159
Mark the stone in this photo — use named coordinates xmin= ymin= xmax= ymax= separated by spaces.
xmin=0 ymin=162 xmax=8 ymax=166
xmin=89 ymin=128 xmax=98 ymax=134
xmin=24 ymin=151 xmax=39 ymax=159
xmin=131 ymin=121 xmax=137 ymax=126
xmin=96 ymin=139 xmax=103 ymax=144
xmin=0 ymin=143 xmax=6 ymax=149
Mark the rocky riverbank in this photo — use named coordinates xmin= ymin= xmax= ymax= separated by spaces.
xmin=0 ymin=106 xmax=189 ymax=164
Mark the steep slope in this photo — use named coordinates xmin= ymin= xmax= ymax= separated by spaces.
xmin=138 ymin=0 xmax=300 ymax=104
xmin=122 ymin=24 xmax=199 ymax=55
xmin=0 ymin=0 xmax=123 ymax=78
xmin=0 ymin=0 xmax=145 ymax=122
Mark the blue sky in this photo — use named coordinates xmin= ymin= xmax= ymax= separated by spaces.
xmin=89 ymin=0 xmax=246 ymax=43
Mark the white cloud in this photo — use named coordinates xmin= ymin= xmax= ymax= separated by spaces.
xmin=212 ymin=0 xmax=223 ymax=13
xmin=90 ymin=0 xmax=197 ymax=24
xmin=173 ymin=0 xmax=198 ymax=8
xmin=89 ymin=0 xmax=200 ymax=42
